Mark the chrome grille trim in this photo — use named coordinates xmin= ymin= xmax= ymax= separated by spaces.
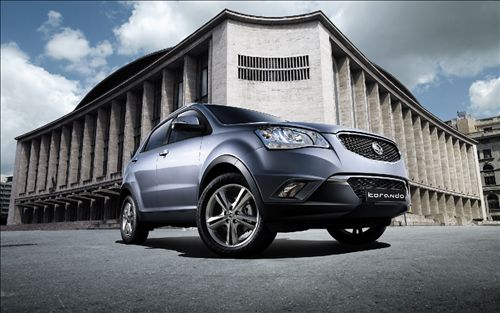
xmin=337 ymin=132 xmax=401 ymax=162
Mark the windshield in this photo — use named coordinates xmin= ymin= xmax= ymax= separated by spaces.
xmin=206 ymin=105 xmax=284 ymax=125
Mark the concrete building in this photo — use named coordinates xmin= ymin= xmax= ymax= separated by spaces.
xmin=7 ymin=10 xmax=484 ymax=226
xmin=1 ymin=175 xmax=13 ymax=225
xmin=447 ymin=113 xmax=500 ymax=221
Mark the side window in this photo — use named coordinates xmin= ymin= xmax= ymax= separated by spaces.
xmin=169 ymin=110 xmax=206 ymax=144
xmin=144 ymin=120 xmax=171 ymax=151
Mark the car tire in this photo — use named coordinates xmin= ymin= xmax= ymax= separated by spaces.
xmin=120 ymin=194 xmax=149 ymax=244
xmin=197 ymin=173 xmax=276 ymax=257
xmin=327 ymin=225 xmax=386 ymax=245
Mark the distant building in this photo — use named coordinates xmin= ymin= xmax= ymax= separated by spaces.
xmin=447 ymin=113 xmax=500 ymax=220
xmin=1 ymin=175 xmax=13 ymax=225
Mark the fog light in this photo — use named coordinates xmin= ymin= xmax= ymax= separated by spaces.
xmin=278 ymin=182 xmax=306 ymax=198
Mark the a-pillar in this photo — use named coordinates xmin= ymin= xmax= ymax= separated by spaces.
xmin=46 ymin=130 xmax=61 ymax=191
xmin=36 ymin=135 xmax=50 ymax=192
xmin=26 ymin=138 xmax=41 ymax=193
xmin=57 ymin=125 xmax=71 ymax=189
xmin=445 ymin=135 xmax=458 ymax=192
xmin=352 ymin=70 xmax=369 ymax=131
xmin=403 ymin=109 xmax=418 ymax=182
xmin=367 ymin=83 xmax=383 ymax=135
xmin=391 ymin=101 xmax=407 ymax=165
xmin=68 ymin=120 xmax=83 ymax=186
xmin=422 ymin=121 xmax=435 ymax=187
xmin=161 ymin=69 xmax=175 ymax=119
xmin=438 ymin=131 xmax=451 ymax=191
xmin=410 ymin=187 xmax=422 ymax=216
xmin=141 ymin=81 xmax=155 ymax=137
xmin=7 ymin=141 xmax=30 ymax=225
xmin=81 ymin=114 xmax=96 ymax=183
xmin=413 ymin=115 xmax=427 ymax=184
xmin=334 ymin=56 xmax=354 ymax=128
xmin=183 ymin=55 xmax=197 ymax=105
xmin=107 ymin=100 xmax=122 ymax=176
xmin=430 ymin=126 xmax=443 ymax=189
xmin=123 ymin=92 xmax=138 ymax=168
xmin=380 ymin=94 xmax=394 ymax=141
xmin=453 ymin=139 xmax=465 ymax=194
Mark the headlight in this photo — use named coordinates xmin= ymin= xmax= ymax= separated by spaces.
xmin=255 ymin=126 xmax=330 ymax=149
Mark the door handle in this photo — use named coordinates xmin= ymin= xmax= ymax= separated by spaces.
xmin=159 ymin=149 xmax=169 ymax=157
xmin=131 ymin=158 xmax=138 ymax=163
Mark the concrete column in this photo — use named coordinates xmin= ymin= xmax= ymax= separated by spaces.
xmin=430 ymin=126 xmax=443 ymax=189
xmin=429 ymin=191 xmax=439 ymax=215
xmin=183 ymin=55 xmax=197 ymax=105
xmin=141 ymin=81 xmax=155 ymax=137
xmin=445 ymin=195 xmax=456 ymax=219
xmin=57 ymin=125 xmax=71 ymax=188
xmin=471 ymin=144 xmax=487 ymax=219
xmin=161 ymin=69 xmax=175 ymax=119
xmin=7 ymin=141 xmax=29 ymax=225
xmin=68 ymin=120 xmax=83 ymax=185
xmin=410 ymin=187 xmax=422 ymax=215
xmin=107 ymin=100 xmax=121 ymax=176
xmin=335 ymin=57 xmax=354 ymax=128
xmin=446 ymin=135 xmax=458 ymax=191
xmin=352 ymin=71 xmax=369 ymax=131
xmin=460 ymin=143 xmax=472 ymax=195
xmin=123 ymin=92 xmax=138 ymax=168
xmin=26 ymin=138 xmax=41 ymax=193
xmin=367 ymin=83 xmax=383 ymax=135
xmin=380 ymin=93 xmax=394 ymax=141
xmin=413 ymin=115 xmax=427 ymax=184
xmin=421 ymin=189 xmax=430 ymax=216
xmin=94 ymin=107 xmax=108 ymax=180
xmin=403 ymin=109 xmax=418 ymax=182
xmin=471 ymin=200 xmax=481 ymax=219
xmin=463 ymin=198 xmax=472 ymax=222
xmin=422 ymin=121 xmax=435 ymax=187
xmin=437 ymin=193 xmax=446 ymax=219
xmin=466 ymin=145 xmax=479 ymax=196
xmin=36 ymin=134 xmax=50 ymax=192
xmin=391 ymin=101 xmax=407 ymax=164
xmin=453 ymin=139 xmax=465 ymax=194
xmin=455 ymin=196 xmax=464 ymax=220
xmin=81 ymin=114 xmax=96 ymax=183
xmin=438 ymin=131 xmax=451 ymax=190
xmin=46 ymin=130 xmax=61 ymax=191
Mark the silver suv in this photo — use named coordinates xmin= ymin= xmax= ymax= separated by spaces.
xmin=120 ymin=104 xmax=409 ymax=256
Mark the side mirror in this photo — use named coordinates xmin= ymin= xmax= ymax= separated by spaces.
xmin=172 ymin=115 xmax=204 ymax=131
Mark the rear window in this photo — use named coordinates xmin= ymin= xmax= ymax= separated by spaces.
xmin=206 ymin=105 xmax=284 ymax=125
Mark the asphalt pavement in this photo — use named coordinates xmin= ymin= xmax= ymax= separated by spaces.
xmin=1 ymin=226 xmax=499 ymax=312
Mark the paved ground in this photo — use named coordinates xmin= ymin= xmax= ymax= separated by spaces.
xmin=1 ymin=227 xmax=499 ymax=312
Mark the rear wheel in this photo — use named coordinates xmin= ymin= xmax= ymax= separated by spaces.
xmin=327 ymin=225 xmax=386 ymax=245
xmin=120 ymin=195 xmax=149 ymax=244
xmin=197 ymin=173 xmax=276 ymax=257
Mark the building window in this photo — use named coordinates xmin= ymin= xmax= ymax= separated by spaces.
xmin=76 ymin=121 xmax=84 ymax=183
xmin=133 ymin=90 xmax=143 ymax=153
xmin=53 ymin=131 xmax=61 ymax=189
xmin=483 ymin=164 xmax=496 ymax=185
xmin=200 ymin=68 xmax=208 ymax=100
xmin=102 ymin=107 xmax=110 ymax=177
xmin=174 ymin=67 xmax=183 ymax=109
xmin=198 ymin=52 xmax=209 ymax=103
xmin=483 ymin=127 xmax=493 ymax=132
xmin=89 ymin=115 xmax=97 ymax=180
xmin=65 ymin=126 xmax=72 ymax=186
xmin=483 ymin=149 xmax=492 ymax=159
xmin=237 ymin=54 xmax=310 ymax=82
xmin=487 ymin=194 xmax=500 ymax=212
xmin=152 ymin=79 xmax=162 ymax=127
xmin=117 ymin=102 xmax=125 ymax=173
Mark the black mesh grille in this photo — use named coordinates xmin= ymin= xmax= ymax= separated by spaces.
xmin=338 ymin=134 xmax=400 ymax=162
xmin=347 ymin=177 xmax=406 ymax=201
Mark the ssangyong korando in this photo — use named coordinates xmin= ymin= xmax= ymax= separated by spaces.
xmin=120 ymin=104 xmax=409 ymax=256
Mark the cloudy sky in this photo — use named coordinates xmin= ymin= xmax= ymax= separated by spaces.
xmin=1 ymin=1 xmax=499 ymax=175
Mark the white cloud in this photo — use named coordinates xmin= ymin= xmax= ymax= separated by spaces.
xmin=0 ymin=43 xmax=82 ymax=174
xmin=37 ymin=10 xmax=62 ymax=37
xmin=468 ymin=77 xmax=500 ymax=118
xmin=46 ymin=28 xmax=91 ymax=63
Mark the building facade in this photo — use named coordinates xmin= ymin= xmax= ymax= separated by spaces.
xmin=8 ymin=10 xmax=484 ymax=226
xmin=448 ymin=113 xmax=500 ymax=221
xmin=1 ymin=175 xmax=13 ymax=225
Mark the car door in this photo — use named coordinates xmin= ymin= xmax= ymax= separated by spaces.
xmin=155 ymin=110 xmax=207 ymax=211
xmin=133 ymin=119 xmax=171 ymax=211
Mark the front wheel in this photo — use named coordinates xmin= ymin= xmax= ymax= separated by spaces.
xmin=327 ymin=225 xmax=386 ymax=245
xmin=197 ymin=173 xmax=276 ymax=257
xmin=120 ymin=195 xmax=149 ymax=244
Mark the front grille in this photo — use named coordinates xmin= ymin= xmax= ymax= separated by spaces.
xmin=338 ymin=134 xmax=400 ymax=162
xmin=347 ymin=177 xmax=406 ymax=201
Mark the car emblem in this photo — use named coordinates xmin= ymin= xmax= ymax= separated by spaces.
xmin=372 ymin=142 xmax=384 ymax=155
